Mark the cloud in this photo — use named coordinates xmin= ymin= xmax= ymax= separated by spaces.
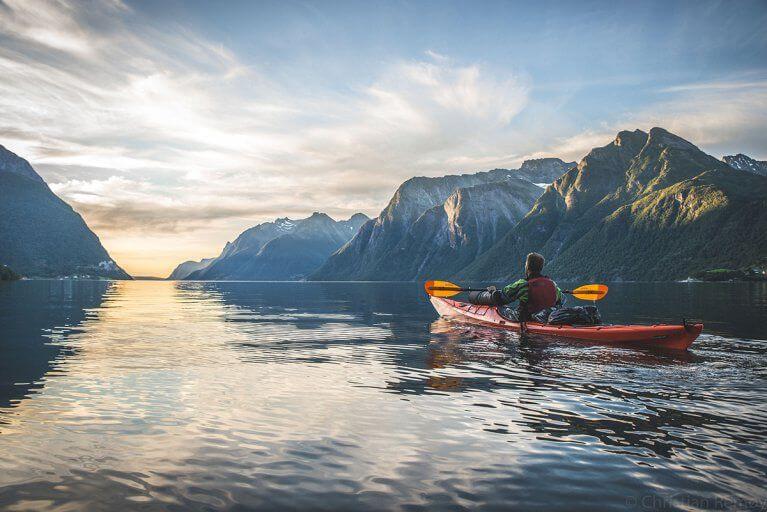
xmin=48 ymin=177 xmax=252 ymax=233
xmin=524 ymin=78 xmax=767 ymax=164
xmin=295 ymin=59 xmax=529 ymax=181
xmin=641 ymin=79 xmax=767 ymax=155
xmin=520 ymin=131 xmax=613 ymax=164
xmin=657 ymin=79 xmax=767 ymax=93
xmin=49 ymin=175 xmax=378 ymax=234
xmin=0 ymin=0 xmax=103 ymax=56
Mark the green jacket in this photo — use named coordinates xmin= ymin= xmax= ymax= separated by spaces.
xmin=502 ymin=278 xmax=563 ymax=305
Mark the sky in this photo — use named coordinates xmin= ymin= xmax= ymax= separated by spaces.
xmin=0 ymin=0 xmax=766 ymax=277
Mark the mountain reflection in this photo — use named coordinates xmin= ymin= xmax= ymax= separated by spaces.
xmin=0 ymin=280 xmax=110 ymax=412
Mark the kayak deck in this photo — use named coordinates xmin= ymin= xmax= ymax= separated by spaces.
xmin=430 ymin=296 xmax=702 ymax=350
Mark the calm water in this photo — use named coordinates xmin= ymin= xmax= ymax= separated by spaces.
xmin=1 ymin=280 xmax=766 ymax=511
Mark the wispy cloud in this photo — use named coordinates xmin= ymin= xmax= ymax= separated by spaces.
xmin=657 ymin=79 xmax=767 ymax=93
xmin=647 ymin=78 xmax=767 ymax=152
xmin=48 ymin=177 xmax=256 ymax=233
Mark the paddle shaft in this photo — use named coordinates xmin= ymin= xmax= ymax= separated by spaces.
xmin=426 ymin=286 xmax=486 ymax=292
xmin=426 ymin=286 xmax=603 ymax=296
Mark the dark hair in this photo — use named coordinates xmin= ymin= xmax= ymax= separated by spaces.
xmin=525 ymin=252 xmax=545 ymax=277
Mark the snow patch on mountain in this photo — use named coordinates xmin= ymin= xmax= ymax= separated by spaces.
xmin=723 ymin=154 xmax=767 ymax=176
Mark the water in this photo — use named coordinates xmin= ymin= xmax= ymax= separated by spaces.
xmin=0 ymin=280 xmax=766 ymax=511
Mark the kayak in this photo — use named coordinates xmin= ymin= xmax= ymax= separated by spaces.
xmin=430 ymin=296 xmax=703 ymax=350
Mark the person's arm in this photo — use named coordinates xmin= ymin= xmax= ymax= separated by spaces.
xmin=554 ymin=282 xmax=564 ymax=306
xmin=502 ymin=279 xmax=528 ymax=303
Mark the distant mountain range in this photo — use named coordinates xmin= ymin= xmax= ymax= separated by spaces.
xmin=723 ymin=154 xmax=767 ymax=176
xmin=168 ymin=257 xmax=216 ymax=280
xmin=0 ymin=145 xmax=130 ymax=279
xmin=171 ymin=212 xmax=369 ymax=280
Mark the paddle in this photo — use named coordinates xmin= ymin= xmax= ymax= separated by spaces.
xmin=424 ymin=280 xmax=608 ymax=301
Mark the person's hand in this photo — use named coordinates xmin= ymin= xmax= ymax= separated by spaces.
xmin=486 ymin=286 xmax=497 ymax=292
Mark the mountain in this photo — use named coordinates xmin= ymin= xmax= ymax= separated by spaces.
xmin=181 ymin=212 xmax=369 ymax=280
xmin=167 ymin=257 xmax=216 ymax=280
xmin=353 ymin=179 xmax=541 ymax=280
xmin=458 ymin=158 xmax=574 ymax=187
xmin=460 ymin=128 xmax=767 ymax=281
xmin=0 ymin=147 xmax=44 ymax=183
xmin=723 ymin=154 xmax=767 ymax=176
xmin=0 ymin=145 xmax=130 ymax=279
xmin=514 ymin=158 xmax=577 ymax=183
xmin=310 ymin=159 xmax=572 ymax=281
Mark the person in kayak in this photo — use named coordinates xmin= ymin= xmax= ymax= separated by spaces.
xmin=499 ymin=252 xmax=563 ymax=321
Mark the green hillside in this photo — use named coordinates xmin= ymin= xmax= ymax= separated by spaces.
xmin=460 ymin=128 xmax=767 ymax=281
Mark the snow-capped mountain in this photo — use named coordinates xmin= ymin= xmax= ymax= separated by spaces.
xmin=723 ymin=154 xmax=767 ymax=176
xmin=175 ymin=212 xmax=369 ymax=280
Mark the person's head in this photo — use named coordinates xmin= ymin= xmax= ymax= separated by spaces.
xmin=525 ymin=252 xmax=545 ymax=278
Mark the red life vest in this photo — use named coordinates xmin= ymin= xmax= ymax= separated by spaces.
xmin=526 ymin=276 xmax=558 ymax=314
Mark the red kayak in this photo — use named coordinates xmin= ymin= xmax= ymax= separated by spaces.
xmin=430 ymin=296 xmax=703 ymax=350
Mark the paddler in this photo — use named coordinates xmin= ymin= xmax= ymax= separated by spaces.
xmin=500 ymin=252 xmax=563 ymax=321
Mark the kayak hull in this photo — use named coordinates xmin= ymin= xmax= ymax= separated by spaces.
xmin=430 ymin=297 xmax=702 ymax=350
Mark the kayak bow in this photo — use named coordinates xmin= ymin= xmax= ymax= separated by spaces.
xmin=430 ymin=296 xmax=702 ymax=350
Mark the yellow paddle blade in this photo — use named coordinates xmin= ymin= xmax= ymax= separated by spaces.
xmin=571 ymin=284 xmax=608 ymax=301
xmin=424 ymin=280 xmax=463 ymax=297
